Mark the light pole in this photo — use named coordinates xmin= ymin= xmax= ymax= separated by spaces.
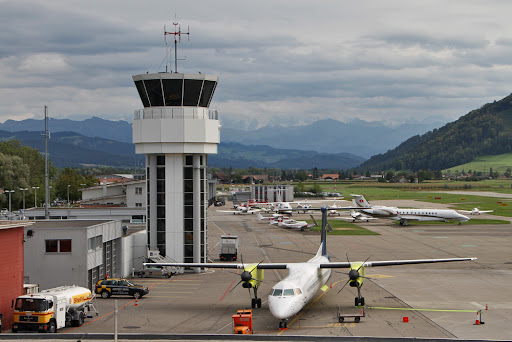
xmin=67 ymin=185 xmax=71 ymax=205
xmin=32 ymin=186 xmax=39 ymax=207
xmin=5 ymin=190 xmax=15 ymax=217
xmin=49 ymin=186 xmax=52 ymax=207
xmin=20 ymin=188 xmax=28 ymax=213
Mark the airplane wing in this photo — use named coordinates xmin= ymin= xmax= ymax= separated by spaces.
xmin=458 ymin=210 xmax=472 ymax=213
xmin=320 ymin=257 xmax=476 ymax=268
xmin=146 ymin=257 xmax=476 ymax=270
xmin=144 ymin=262 xmax=288 ymax=269
xmin=479 ymin=210 xmax=493 ymax=214
xmin=334 ymin=216 xmax=378 ymax=221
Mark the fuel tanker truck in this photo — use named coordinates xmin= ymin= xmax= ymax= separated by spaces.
xmin=12 ymin=285 xmax=93 ymax=333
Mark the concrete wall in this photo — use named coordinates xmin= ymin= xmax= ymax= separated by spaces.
xmin=24 ymin=221 xmax=122 ymax=290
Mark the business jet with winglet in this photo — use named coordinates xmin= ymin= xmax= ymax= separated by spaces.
xmin=458 ymin=208 xmax=494 ymax=215
xmin=351 ymin=194 xmax=470 ymax=226
xmin=145 ymin=207 xmax=476 ymax=329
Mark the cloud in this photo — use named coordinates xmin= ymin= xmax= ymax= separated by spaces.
xmin=1 ymin=0 xmax=512 ymax=133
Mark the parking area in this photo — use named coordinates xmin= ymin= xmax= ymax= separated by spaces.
xmin=53 ymin=199 xmax=512 ymax=340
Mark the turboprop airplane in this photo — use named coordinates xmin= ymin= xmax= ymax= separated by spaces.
xmin=351 ymin=194 xmax=470 ymax=225
xmin=145 ymin=207 xmax=476 ymax=329
xmin=256 ymin=212 xmax=289 ymax=223
xmin=459 ymin=208 xmax=494 ymax=215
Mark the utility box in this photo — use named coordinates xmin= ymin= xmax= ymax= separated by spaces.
xmin=219 ymin=235 xmax=239 ymax=261
xmin=232 ymin=309 xmax=252 ymax=334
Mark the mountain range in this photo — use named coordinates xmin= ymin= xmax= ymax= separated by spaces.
xmin=0 ymin=129 xmax=365 ymax=169
xmin=360 ymin=92 xmax=512 ymax=172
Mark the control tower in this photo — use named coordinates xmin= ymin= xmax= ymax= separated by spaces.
xmin=132 ymin=24 xmax=220 ymax=265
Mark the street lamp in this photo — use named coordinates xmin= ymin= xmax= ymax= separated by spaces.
xmin=19 ymin=188 xmax=28 ymax=213
xmin=32 ymin=186 xmax=39 ymax=207
xmin=67 ymin=185 xmax=71 ymax=205
xmin=48 ymin=186 xmax=53 ymax=207
xmin=5 ymin=190 xmax=15 ymax=217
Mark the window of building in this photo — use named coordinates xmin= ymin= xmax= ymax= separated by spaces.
xmin=135 ymin=187 xmax=143 ymax=195
xmin=46 ymin=239 xmax=72 ymax=253
xmin=135 ymin=202 xmax=143 ymax=207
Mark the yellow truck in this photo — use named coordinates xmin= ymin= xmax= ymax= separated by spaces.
xmin=13 ymin=285 xmax=93 ymax=333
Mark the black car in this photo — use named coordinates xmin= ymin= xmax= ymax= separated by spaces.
xmin=95 ymin=278 xmax=149 ymax=299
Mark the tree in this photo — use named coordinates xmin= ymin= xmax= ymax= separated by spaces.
xmin=310 ymin=182 xmax=322 ymax=194
xmin=385 ymin=170 xmax=395 ymax=181
xmin=55 ymin=167 xmax=87 ymax=203
xmin=295 ymin=171 xmax=308 ymax=182
xmin=505 ymin=168 xmax=511 ymax=178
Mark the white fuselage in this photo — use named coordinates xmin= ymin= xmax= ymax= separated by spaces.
xmin=360 ymin=206 xmax=469 ymax=222
xmin=277 ymin=219 xmax=308 ymax=229
xmin=268 ymin=254 xmax=331 ymax=320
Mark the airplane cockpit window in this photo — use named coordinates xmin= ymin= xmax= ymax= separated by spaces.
xmin=271 ymin=289 xmax=282 ymax=296
xmin=283 ymin=289 xmax=295 ymax=296
xmin=294 ymin=288 xmax=302 ymax=295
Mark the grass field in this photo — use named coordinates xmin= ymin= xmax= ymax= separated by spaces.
xmin=308 ymin=219 xmax=379 ymax=235
xmin=442 ymin=153 xmax=512 ymax=173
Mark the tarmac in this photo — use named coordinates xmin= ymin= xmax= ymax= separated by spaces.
xmin=4 ymin=198 xmax=512 ymax=341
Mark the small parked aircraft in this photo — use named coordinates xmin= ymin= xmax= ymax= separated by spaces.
xmin=351 ymin=194 xmax=470 ymax=225
xmin=458 ymin=208 xmax=494 ymax=215
xmin=146 ymin=207 xmax=476 ymax=328
xmin=218 ymin=206 xmax=261 ymax=215
xmin=335 ymin=209 xmax=378 ymax=223
xmin=275 ymin=215 xmax=318 ymax=231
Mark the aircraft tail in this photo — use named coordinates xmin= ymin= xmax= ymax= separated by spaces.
xmin=256 ymin=212 xmax=265 ymax=220
xmin=351 ymin=194 xmax=371 ymax=208
xmin=320 ymin=206 xmax=328 ymax=256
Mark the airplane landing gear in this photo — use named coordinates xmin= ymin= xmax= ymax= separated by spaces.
xmin=249 ymin=286 xmax=262 ymax=308
xmin=355 ymin=285 xmax=365 ymax=306
xmin=279 ymin=319 xmax=288 ymax=329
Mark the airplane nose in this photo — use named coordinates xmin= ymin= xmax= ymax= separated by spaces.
xmin=268 ymin=296 xmax=293 ymax=319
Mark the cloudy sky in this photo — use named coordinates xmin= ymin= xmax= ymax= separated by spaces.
xmin=1 ymin=0 xmax=512 ymax=129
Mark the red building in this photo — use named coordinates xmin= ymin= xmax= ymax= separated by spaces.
xmin=0 ymin=222 xmax=29 ymax=331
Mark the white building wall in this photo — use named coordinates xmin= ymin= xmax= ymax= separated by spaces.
xmin=24 ymin=221 xmax=123 ymax=290
xmin=24 ymin=227 xmax=87 ymax=289
xmin=132 ymin=231 xmax=147 ymax=271
xmin=120 ymin=234 xmax=134 ymax=278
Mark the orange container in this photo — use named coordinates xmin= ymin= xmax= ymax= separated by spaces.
xmin=232 ymin=309 xmax=253 ymax=334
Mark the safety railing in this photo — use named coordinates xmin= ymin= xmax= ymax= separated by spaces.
xmin=134 ymin=108 xmax=218 ymax=120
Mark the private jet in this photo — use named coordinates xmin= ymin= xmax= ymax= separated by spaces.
xmin=351 ymin=194 xmax=470 ymax=225
xmin=146 ymin=207 xmax=476 ymax=329
xmin=459 ymin=208 xmax=494 ymax=215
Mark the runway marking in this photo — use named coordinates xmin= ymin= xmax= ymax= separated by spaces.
xmin=219 ymin=279 xmax=236 ymax=302
xmin=368 ymin=274 xmax=394 ymax=278
xmin=269 ymin=236 xmax=283 ymax=239
xmin=279 ymin=241 xmax=293 ymax=244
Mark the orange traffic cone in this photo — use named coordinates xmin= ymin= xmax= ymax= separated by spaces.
xmin=474 ymin=312 xmax=480 ymax=325
xmin=134 ymin=298 xmax=139 ymax=307
xmin=485 ymin=304 xmax=488 ymax=311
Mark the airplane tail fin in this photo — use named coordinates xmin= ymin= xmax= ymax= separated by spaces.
xmin=310 ymin=214 xmax=318 ymax=227
xmin=320 ymin=206 xmax=328 ymax=256
xmin=256 ymin=212 xmax=264 ymax=220
xmin=351 ymin=194 xmax=371 ymax=208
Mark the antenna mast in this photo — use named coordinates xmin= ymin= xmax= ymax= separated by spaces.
xmin=164 ymin=20 xmax=190 ymax=73
xmin=43 ymin=105 xmax=50 ymax=219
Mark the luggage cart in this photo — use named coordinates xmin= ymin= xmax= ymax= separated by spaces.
xmin=337 ymin=305 xmax=365 ymax=323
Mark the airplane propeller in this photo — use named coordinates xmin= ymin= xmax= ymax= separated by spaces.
xmin=337 ymin=253 xmax=371 ymax=294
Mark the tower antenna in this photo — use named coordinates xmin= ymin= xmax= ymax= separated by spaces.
xmin=164 ymin=20 xmax=190 ymax=73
